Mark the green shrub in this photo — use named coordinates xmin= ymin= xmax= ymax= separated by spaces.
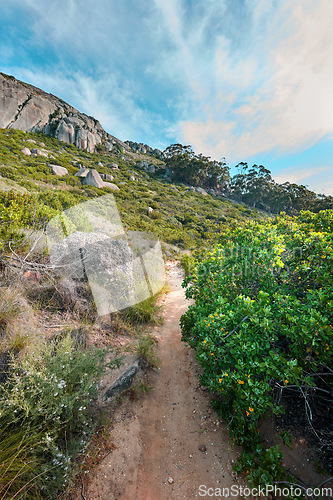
xmin=181 ymin=210 xmax=333 ymax=485
xmin=0 ymin=333 xmax=106 ymax=497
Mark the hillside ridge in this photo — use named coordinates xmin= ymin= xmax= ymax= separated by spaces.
xmin=0 ymin=72 xmax=158 ymax=156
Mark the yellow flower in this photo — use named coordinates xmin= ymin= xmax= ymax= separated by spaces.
xmin=203 ymin=340 xmax=207 ymax=343
xmin=224 ymin=373 xmax=228 ymax=377
xmin=246 ymin=411 xmax=250 ymax=416
xmin=238 ymin=380 xmax=244 ymax=385
xmin=285 ymin=379 xmax=289 ymax=384
xmin=249 ymin=407 xmax=254 ymax=412
xmin=219 ymin=378 xmax=222 ymax=383
xmin=210 ymin=353 xmax=214 ymax=356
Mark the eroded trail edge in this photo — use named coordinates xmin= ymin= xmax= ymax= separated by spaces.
xmin=86 ymin=261 xmax=244 ymax=499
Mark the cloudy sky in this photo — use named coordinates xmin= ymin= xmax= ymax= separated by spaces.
xmin=1 ymin=0 xmax=332 ymax=194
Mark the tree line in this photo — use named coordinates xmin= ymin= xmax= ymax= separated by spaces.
xmin=163 ymin=144 xmax=333 ymax=214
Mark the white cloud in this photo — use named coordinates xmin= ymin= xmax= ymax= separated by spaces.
xmin=2 ymin=0 xmax=333 ymax=167
xmin=273 ymin=166 xmax=331 ymax=185
xmin=150 ymin=0 xmax=333 ymax=162
xmin=273 ymin=165 xmax=333 ymax=195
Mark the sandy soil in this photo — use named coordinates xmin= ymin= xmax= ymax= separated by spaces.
xmin=84 ymin=261 xmax=245 ymax=499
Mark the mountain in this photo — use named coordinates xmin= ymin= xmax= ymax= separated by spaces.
xmin=0 ymin=72 xmax=132 ymax=154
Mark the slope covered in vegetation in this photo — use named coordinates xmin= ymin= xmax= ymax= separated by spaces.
xmin=0 ymin=128 xmax=263 ymax=252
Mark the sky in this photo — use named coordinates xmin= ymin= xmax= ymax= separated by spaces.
xmin=0 ymin=0 xmax=332 ymax=194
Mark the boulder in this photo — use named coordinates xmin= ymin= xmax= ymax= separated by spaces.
xmin=103 ymin=362 xmax=139 ymax=402
xmin=147 ymin=164 xmax=156 ymax=174
xmin=103 ymin=182 xmax=120 ymax=191
xmin=82 ymin=169 xmax=104 ymax=188
xmin=195 ymin=187 xmax=208 ymax=196
xmin=129 ymin=175 xmax=135 ymax=181
xmin=138 ymin=160 xmax=148 ymax=169
xmin=75 ymin=128 xmax=101 ymax=153
xmin=110 ymin=162 xmax=119 ymax=170
xmin=104 ymin=174 xmax=114 ymax=182
xmin=75 ymin=166 xmax=90 ymax=178
xmin=49 ymin=231 xmax=135 ymax=315
xmin=49 ymin=164 xmax=68 ymax=176
xmin=21 ymin=147 xmax=31 ymax=155
xmin=55 ymin=120 xmax=75 ymax=144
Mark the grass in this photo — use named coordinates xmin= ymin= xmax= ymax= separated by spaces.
xmin=121 ymin=295 xmax=163 ymax=325
xmin=0 ymin=416 xmax=47 ymax=500
xmin=135 ymin=331 xmax=158 ymax=368
xmin=0 ymin=288 xmax=23 ymax=329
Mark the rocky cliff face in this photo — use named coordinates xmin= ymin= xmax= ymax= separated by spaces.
xmin=0 ymin=72 xmax=128 ymax=154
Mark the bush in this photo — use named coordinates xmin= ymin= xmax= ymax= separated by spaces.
xmin=0 ymin=333 xmax=106 ymax=497
xmin=181 ymin=210 xmax=333 ymax=485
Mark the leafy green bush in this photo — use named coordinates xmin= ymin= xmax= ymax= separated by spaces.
xmin=181 ymin=210 xmax=333 ymax=485
xmin=0 ymin=191 xmax=58 ymax=249
xmin=0 ymin=333 xmax=106 ymax=497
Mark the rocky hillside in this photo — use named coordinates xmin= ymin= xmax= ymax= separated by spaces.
xmin=0 ymin=72 xmax=161 ymax=157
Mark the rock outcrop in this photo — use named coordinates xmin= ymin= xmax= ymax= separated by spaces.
xmin=125 ymin=140 xmax=162 ymax=157
xmin=82 ymin=169 xmax=105 ymax=188
xmin=0 ymin=72 xmax=129 ymax=154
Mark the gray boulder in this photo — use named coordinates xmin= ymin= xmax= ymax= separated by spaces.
xmin=49 ymin=231 xmax=135 ymax=315
xmin=55 ymin=120 xmax=75 ymax=144
xmin=49 ymin=164 xmax=68 ymax=176
xmin=138 ymin=160 xmax=148 ymax=170
xmin=110 ymin=162 xmax=119 ymax=170
xmin=195 ymin=187 xmax=208 ymax=196
xmin=103 ymin=362 xmax=139 ymax=402
xmin=75 ymin=167 xmax=90 ymax=178
xmin=147 ymin=164 xmax=156 ymax=173
xmin=103 ymin=182 xmax=120 ymax=191
xmin=82 ymin=169 xmax=104 ymax=188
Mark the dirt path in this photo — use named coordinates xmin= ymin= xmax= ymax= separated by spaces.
xmin=86 ymin=261 xmax=245 ymax=499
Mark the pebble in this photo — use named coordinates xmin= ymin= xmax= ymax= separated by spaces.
xmin=168 ymin=477 xmax=174 ymax=484
xmin=198 ymin=444 xmax=207 ymax=452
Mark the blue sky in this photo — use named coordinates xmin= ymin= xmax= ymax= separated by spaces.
xmin=0 ymin=0 xmax=332 ymax=194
